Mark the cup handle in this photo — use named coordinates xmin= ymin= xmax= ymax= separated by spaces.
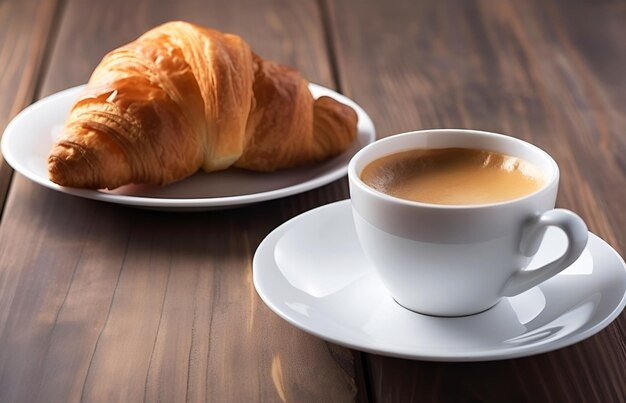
xmin=501 ymin=209 xmax=588 ymax=297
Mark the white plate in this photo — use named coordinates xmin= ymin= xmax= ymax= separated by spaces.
xmin=253 ymin=200 xmax=626 ymax=361
xmin=1 ymin=84 xmax=375 ymax=211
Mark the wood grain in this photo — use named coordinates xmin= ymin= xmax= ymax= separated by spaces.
xmin=0 ymin=0 xmax=60 ymax=213
xmin=327 ymin=0 xmax=626 ymax=401
xmin=0 ymin=0 xmax=358 ymax=402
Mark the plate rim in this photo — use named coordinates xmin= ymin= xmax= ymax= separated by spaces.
xmin=252 ymin=199 xmax=626 ymax=361
xmin=1 ymin=84 xmax=376 ymax=209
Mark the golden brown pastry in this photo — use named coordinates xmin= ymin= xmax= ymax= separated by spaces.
xmin=48 ymin=21 xmax=358 ymax=189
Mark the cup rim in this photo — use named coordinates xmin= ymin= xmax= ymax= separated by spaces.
xmin=348 ymin=129 xmax=560 ymax=210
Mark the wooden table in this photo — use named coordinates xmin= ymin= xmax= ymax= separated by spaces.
xmin=1 ymin=0 xmax=625 ymax=401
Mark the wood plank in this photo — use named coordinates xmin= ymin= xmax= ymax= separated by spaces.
xmin=328 ymin=0 xmax=626 ymax=401
xmin=0 ymin=0 xmax=60 ymax=213
xmin=0 ymin=0 xmax=359 ymax=402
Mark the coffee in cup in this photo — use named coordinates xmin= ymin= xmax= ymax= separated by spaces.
xmin=348 ymin=129 xmax=588 ymax=317
xmin=359 ymin=147 xmax=545 ymax=205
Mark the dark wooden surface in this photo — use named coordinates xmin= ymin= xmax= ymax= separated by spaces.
xmin=0 ymin=0 xmax=624 ymax=402
xmin=0 ymin=0 xmax=60 ymax=211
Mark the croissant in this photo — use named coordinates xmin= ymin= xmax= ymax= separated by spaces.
xmin=47 ymin=21 xmax=358 ymax=189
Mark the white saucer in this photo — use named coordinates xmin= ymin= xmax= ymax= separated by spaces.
xmin=1 ymin=84 xmax=375 ymax=211
xmin=253 ymin=200 xmax=626 ymax=361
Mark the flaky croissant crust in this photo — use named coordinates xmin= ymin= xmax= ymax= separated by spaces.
xmin=48 ymin=21 xmax=357 ymax=189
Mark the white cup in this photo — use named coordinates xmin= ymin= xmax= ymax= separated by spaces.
xmin=348 ymin=129 xmax=588 ymax=317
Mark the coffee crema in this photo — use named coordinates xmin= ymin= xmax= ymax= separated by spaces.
xmin=360 ymin=148 xmax=545 ymax=205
